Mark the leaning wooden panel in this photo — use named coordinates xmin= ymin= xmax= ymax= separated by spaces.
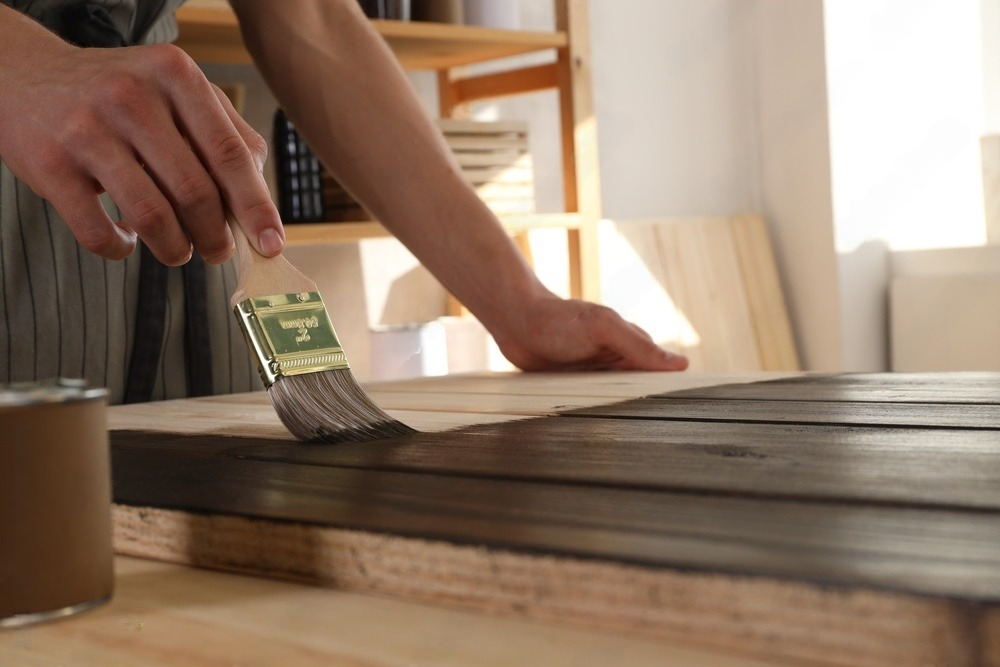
xmin=112 ymin=506 xmax=988 ymax=667
xmin=599 ymin=217 xmax=799 ymax=372
xmin=729 ymin=215 xmax=800 ymax=370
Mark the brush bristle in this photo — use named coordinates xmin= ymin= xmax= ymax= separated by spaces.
xmin=268 ymin=369 xmax=416 ymax=444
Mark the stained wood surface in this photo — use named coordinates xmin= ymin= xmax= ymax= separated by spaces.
xmin=661 ymin=372 xmax=1000 ymax=404
xmin=571 ymin=397 xmax=1000 ymax=429
xmin=106 ymin=371 xmax=1000 ymax=667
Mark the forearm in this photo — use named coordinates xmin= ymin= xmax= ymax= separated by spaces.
xmin=229 ymin=0 xmax=551 ymax=336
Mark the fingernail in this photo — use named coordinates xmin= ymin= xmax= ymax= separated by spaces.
xmin=258 ymin=228 xmax=283 ymax=256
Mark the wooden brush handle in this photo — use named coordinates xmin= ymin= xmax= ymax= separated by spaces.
xmin=228 ymin=217 xmax=317 ymax=307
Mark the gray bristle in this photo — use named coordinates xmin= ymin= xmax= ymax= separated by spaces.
xmin=268 ymin=370 xmax=416 ymax=444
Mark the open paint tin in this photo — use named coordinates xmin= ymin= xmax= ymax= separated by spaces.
xmin=0 ymin=379 xmax=113 ymax=628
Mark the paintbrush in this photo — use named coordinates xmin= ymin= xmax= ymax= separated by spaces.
xmin=227 ymin=217 xmax=415 ymax=443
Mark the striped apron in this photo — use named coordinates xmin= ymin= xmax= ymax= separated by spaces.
xmin=0 ymin=0 xmax=262 ymax=404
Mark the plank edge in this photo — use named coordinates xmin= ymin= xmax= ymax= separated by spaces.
xmin=113 ymin=505 xmax=988 ymax=667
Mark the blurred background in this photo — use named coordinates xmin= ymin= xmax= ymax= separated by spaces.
xmin=194 ymin=0 xmax=1000 ymax=380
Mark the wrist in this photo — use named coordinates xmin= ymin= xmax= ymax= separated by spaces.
xmin=471 ymin=272 xmax=556 ymax=349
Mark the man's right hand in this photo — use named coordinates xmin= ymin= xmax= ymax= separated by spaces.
xmin=0 ymin=4 xmax=284 ymax=265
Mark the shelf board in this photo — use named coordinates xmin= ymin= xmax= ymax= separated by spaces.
xmin=283 ymin=213 xmax=581 ymax=247
xmin=174 ymin=5 xmax=567 ymax=70
xmin=284 ymin=221 xmax=392 ymax=247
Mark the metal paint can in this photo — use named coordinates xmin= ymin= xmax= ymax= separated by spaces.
xmin=0 ymin=379 xmax=113 ymax=628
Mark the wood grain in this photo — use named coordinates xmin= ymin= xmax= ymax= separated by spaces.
xmin=111 ymin=417 xmax=1000 ymax=510
xmin=599 ymin=216 xmax=800 ymax=371
xmin=570 ymin=397 xmax=1000 ymax=429
xmin=4 ymin=555 xmax=753 ymax=667
xmin=111 ymin=507 xmax=983 ymax=667
xmin=106 ymin=372 xmax=1000 ymax=666
xmin=110 ymin=431 xmax=1000 ymax=601
xmin=663 ymin=372 xmax=1000 ymax=404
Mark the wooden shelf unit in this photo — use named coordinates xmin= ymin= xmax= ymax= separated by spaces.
xmin=176 ymin=0 xmax=601 ymax=300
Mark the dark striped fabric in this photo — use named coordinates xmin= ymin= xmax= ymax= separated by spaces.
xmin=0 ymin=0 xmax=262 ymax=403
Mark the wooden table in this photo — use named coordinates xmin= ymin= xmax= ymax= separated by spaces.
xmin=1 ymin=555 xmax=769 ymax=667
xmin=4 ymin=371 xmax=999 ymax=666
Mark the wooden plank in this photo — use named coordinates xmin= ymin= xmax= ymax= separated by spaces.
xmin=284 ymin=222 xmax=393 ymax=246
xmin=599 ymin=217 xmax=799 ymax=372
xmin=556 ymin=0 xmax=602 ymax=302
xmin=114 ymin=506 xmax=982 ymax=667
xmin=108 ymin=401 xmax=529 ymax=437
xmin=174 ymin=5 xmax=568 ymax=70
xmin=2 ymin=556 xmax=751 ymax=667
xmin=649 ymin=218 xmax=761 ymax=370
xmin=452 ymin=63 xmax=561 ymax=104
xmin=375 ymin=20 xmax=567 ymax=71
xmin=729 ymin=215 xmax=801 ymax=370
xmin=110 ymin=444 xmax=1000 ymax=601
xmin=110 ymin=419 xmax=1000 ymax=510
xmin=571 ymin=397 xmax=1000 ymax=429
xmin=105 ymin=372 xmax=800 ymax=435
xmin=370 ymin=370 xmax=803 ymax=396
xmin=664 ymin=372 xmax=1000 ymax=404
xmin=111 ymin=507 xmax=985 ymax=667
xmin=103 ymin=371 xmax=1000 ymax=665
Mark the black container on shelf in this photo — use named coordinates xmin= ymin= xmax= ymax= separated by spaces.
xmin=273 ymin=109 xmax=325 ymax=223
xmin=358 ymin=0 xmax=411 ymax=20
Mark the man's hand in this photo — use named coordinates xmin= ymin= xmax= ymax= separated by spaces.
xmin=0 ymin=5 xmax=284 ymax=265
xmin=492 ymin=293 xmax=689 ymax=372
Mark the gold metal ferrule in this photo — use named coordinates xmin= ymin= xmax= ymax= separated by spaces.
xmin=234 ymin=291 xmax=350 ymax=388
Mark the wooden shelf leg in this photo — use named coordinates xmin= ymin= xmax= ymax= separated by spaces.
xmin=556 ymin=0 xmax=602 ymax=303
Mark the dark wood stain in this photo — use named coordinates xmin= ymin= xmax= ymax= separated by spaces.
xmin=110 ymin=373 xmax=1000 ymax=604
xmin=659 ymin=372 xmax=1000 ymax=404
xmin=567 ymin=397 xmax=1000 ymax=429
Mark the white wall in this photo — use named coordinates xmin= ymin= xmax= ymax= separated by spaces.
xmin=824 ymin=0 xmax=991 ymax=370
xmin=750 ymin=0 xmax=842 ymax=371
xmin=589 ymin=0 xmax=759 ymax=218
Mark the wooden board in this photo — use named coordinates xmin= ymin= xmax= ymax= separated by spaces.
xmin=571 ymin=397 xmax=1000 ymax=429
xmin=107 ymin=372 xmax=1000 ymax=666
xmin=174 ymin=3 xmax=567 ymax=70
xmin=660 ymin=372 xmax=1000 ymax=404
xmin=599 ymin=216 xmax=800 ymax=372
xmin=5 ymin=555 xmax=763 ymax=667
